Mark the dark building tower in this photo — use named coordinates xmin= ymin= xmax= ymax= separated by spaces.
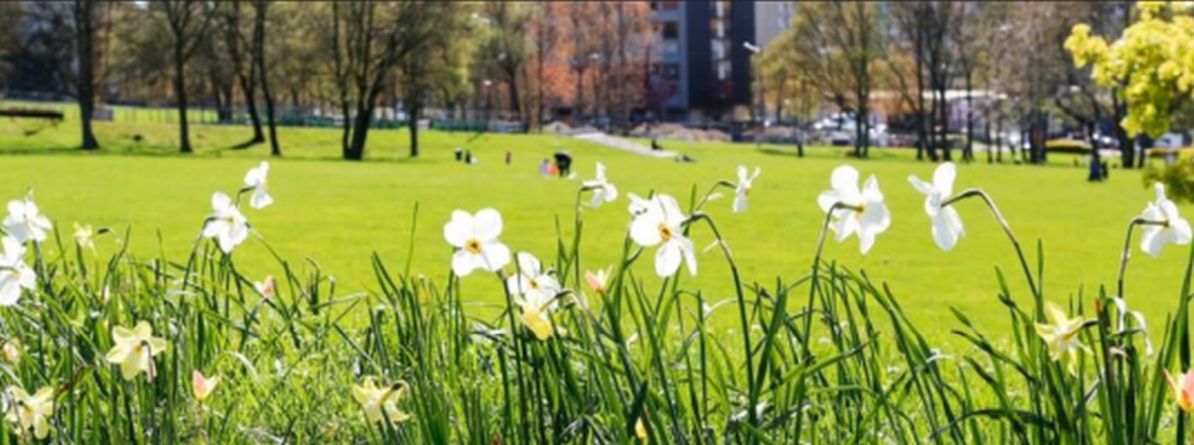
xmin=649 ymin=1 xmax=760 ymax=123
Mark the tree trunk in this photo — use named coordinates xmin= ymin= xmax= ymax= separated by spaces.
xmin=76 ymin=0 xmax=100 ymax=150
xmin=174 ymin=39 xmax=192 ymax=153
xmin=995 ymin=116 xmax=1003 ymax=163
xmin=505 ymin=67 xmax=521 ymax=126
xmin=913 ymin=26 xmax=930 ymax=161
xmin=985 ymin=113 xmax=992 ymax=164
xmin=964 ymin=70 xmax=974 ymax=163
xmin=226 ymin=0 xmax=264 ymax=145
xmin=1137 ymin=135 xmax=1152 ymax=168
xmin=408 ymin=99 xmax=420 ymax=157
xmin=1086 ymin=121 xmax=1102 ymax=181
xmin=253 ymin=0 xmax=280 ymax=156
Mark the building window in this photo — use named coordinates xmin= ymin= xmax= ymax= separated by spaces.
xmin=663 ymin=64 xmax=680 ymax=80
xmin=711 ymin=19 xmax=726 ymax=39
xmin=711 ymin=40 xmax=724 ymax=60
xmin=663 ymin=41 xmax=679 ymax=57
xmin=717 ymin=61 xmax=731 ymax=81
xmin=661 ymin=22 xmax=678 ymax=39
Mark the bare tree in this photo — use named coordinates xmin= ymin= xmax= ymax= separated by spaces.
xmin=161 ymin=0 xmax=211 ymax=153
xmin=330 ymin=1 xmax=457 ymax=160
xmin=220 ymin=0 xmax=264 ymax=146
xmin=72 ymin=0 xmax=101 ymax=149
xmin=252 ymin=0 xmax=280 ymax=156
xmin=792 ymin=3 xmax=882 ymax=158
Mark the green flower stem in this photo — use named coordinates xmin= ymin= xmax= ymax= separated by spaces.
xmin=685 ymin=212 xmax=756 ymax=435
xmin=940 ymin=188 xmax=1039 ymax=307
xmin=495 ymin=270 xmax=531 ymax=444
xmin=802 ymin=202 xmax=863 ymax=353
xmin=693 ymin=180 xmax=736 ymax=213
xmin=1116 ymin=216 xmax=1168 ymax=298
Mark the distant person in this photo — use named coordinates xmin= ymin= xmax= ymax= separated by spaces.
xmin=454 ymin=147 xmax=463 ymax=162
xmin=505 ymin=150 xmax=512 ymax=166
xmin=464 ymin=150 xmax=473 ymax=165
xmin=651 ymin=137 xmax=662 ymax=151
xmin=553 ymin=151 xmax=573 ymax=177
xmin=539 ymin=159 xmax=551 ymax=176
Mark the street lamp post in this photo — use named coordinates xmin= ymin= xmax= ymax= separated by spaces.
xmin=744 ymin=41 xmax=763 ymax=147
xmin=483 ymin=79 xmax=493 ymax=129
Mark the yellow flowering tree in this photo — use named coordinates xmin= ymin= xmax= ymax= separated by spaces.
xmin=1065 ymin=2 xmax=1194 ymax=137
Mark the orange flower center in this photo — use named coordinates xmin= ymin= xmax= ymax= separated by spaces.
xmin=659 ymin=224 xmax=673 ymax=241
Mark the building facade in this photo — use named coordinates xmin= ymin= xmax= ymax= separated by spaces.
xmin=649 ymin=1 xmax=763 ymax=123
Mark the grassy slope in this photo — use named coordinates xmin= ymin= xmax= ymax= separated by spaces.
xmin=0 ymin=101 xmax=1184 ymax=340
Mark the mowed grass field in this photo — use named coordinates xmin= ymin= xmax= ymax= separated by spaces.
xmin=0 ymin=101 xmax=1185 ymax=341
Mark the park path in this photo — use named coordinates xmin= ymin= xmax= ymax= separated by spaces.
xmin=573 ymin=132 xmax=677 ymax=159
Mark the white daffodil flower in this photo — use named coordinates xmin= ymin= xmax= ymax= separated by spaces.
xmin=506 ymin=252 xmax=562 ymax=310
xmin=582 ymin=162 xmax=618 ymax=208
xmin=2 ymin=198 xmax=51 ymax=244
xmin=817 ymin=165 xmax=891 ymax=254
xmin=105 ymin=321 xmax=168 ymax=381
xmin=733 ymin=165 xmax=761 ymax=214
xmin=629 ymin=194 xmax=697 ymax=277
xmin=908 ymin=162 xmax=964 ymax=251
xmin=0 ymin=237 xmax=35 ymax=306
xmin=202 ymin=192 xmax=250 ymax=254
xmin=627 ymin=193 xmax=651 ymax=216
xmin=1140 ymin=182 xmax=1192 ymax=258
xmin=5 ymin=386 xmax=54 ymax=439
xmin=443 ymin=208 xmax=511 ymax=277
xmin=243 ymin=161 xmax=273 ymax=210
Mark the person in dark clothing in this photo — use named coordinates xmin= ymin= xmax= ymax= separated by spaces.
xmin=554 ymin=151 xmax=573 ymax=177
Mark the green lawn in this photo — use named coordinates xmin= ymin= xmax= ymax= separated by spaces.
xmin=0 ymin=101 xmax=1184 ymax=341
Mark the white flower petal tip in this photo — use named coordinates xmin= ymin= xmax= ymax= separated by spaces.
xmin=733 ymin=165 xmax=760 ymax=214
xmin=629 ymin=194 xmax=696 ymax=277
xmin=1140 ymin=182 xmax=1192 ymax=258
xmin=583 ymin=162 xmax=618 ymax=208
xmin=244 ymin=162 xmax=273 ymax=210
xmin=3 ymin=197 xmax=52 ymax=244
xmin=909 ymin=162 xmax=964 ymax=252
xmin=444 ymin=208 xmax=511 ymax=277
xmin=0 ymin=236 xmax=35 ymax=306
xmin=818 ymin=165 xmax=890 ymax=254
xmin=202 ymin=192 xmax=250 ymax=254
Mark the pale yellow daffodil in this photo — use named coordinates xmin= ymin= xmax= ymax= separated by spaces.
xmin=351 ymin=378 xmax=411 ymax=425
xmin=105 ymin=321 xmax=168 ymax=381
xmin=5 ymin=386 xmax=54 ymax=439
xmin=1034 ymin=302 xmax=1089 ymax=374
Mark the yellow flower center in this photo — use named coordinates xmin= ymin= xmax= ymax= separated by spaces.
xmin=465 ymin=239 xmax=482 ymax=254
xmin=659 ymin=224 xmax=673 ymax=241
